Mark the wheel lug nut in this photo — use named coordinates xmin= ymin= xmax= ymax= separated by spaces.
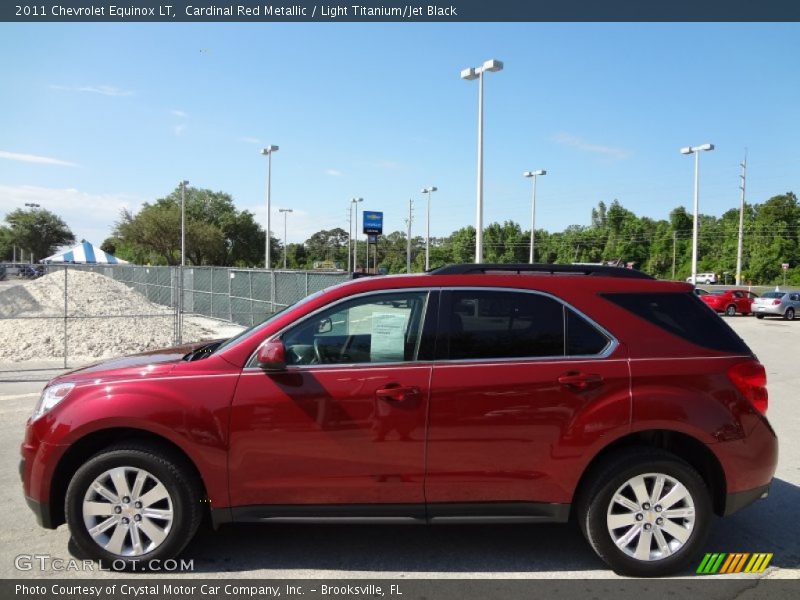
xmin=644 ymin=523 xmax=652 ymax=531
xmin=655 ymin=505 xmax=662 ymax=512
xmin=656 ymin=518 xmax=664 ymax=525
xmin=642 ymin=503 xmax=651 ymax=510
xmin=121 ymin=517 xmax=129 ymax=524
xmin=134 ymin=501 xmax=142 ymax=509
xmin=114 ymin=506 xmax=122 ymax=514
xmin=635 ymin=513 xmax=644 ymax=521
xmin=134 ymin=514 xmax=142 ymax=522
xmin=122 ymin=496 xmax=130 ymax=504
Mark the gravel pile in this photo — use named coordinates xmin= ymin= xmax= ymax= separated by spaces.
xmin=0 ymin=270 xmax=219 ymax=362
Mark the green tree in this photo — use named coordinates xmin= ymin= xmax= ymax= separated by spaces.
xmin=112 ymin=186 xmax=277 ymax=266
xmin=4 ymin=208 xmax=75 ymax=261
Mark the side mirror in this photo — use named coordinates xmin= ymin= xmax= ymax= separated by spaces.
xmin=316 ymin=318 xmax=332 ymax=334
xmin=256 ymin=339 xmax=286 ymax=371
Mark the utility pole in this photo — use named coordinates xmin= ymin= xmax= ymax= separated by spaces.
xmin=736 ymin=151 xmax=747 ymax=286
xmin=405 ymin=198 xmax=414 ymax=274
xmin=672 ymin=231 xmax=677 ymax=280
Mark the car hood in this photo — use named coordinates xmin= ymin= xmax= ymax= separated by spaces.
xmin=51 ymin=340 xmax=222 ymax=384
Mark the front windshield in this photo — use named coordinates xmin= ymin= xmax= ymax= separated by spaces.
xmin=212 ymin=289 xmax=328 ymax=354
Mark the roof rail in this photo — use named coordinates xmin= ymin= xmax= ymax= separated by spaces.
xmin=429 ymin=263 xmax=654 ymax=280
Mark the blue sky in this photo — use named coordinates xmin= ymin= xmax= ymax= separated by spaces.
xmin=1 ymin=23 xmax=798 ymax=246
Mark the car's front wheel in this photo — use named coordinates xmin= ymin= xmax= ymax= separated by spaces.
xmin=65 ymin=443 xmax=203 ymax=569
xmin=578 ymin=448 xmax=712 ymax=577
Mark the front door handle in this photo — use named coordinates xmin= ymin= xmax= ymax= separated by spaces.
xmin=375 ymin=384 xmax=420 ymax=402
xmin=557 ymin=372 xmax=603 ymax=390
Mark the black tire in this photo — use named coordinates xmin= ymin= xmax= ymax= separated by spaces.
xmin=725 ymin=305 xmax=737 ymax=317
xmin=577 ymin=448 xmax=712 ymax=577
xmin=785 ymin=308 xmax=795 ymax=321
xmin=756 ymin=314 xmax=765 ymax=319
xmin=65 ymin=442 xmax=203 ymax=570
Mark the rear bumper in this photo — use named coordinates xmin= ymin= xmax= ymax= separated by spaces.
xmin=753 ymin=305 xmax=783 ymax=316
xmin=724 ymin=483 xmax=771 ymax=516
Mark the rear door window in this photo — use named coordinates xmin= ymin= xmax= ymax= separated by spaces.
xmin=438 ymin=290 xmax=612 ymax=360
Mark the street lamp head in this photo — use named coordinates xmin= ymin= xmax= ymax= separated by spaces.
xmin=482 ymin=59 xmax=503 ymax=72
xmin=279 ymin=208 xmax=293 ymax=213
xmin=351 ymin=197 xmax=363 ymax=203
xmin=179 ymin=180 xmax=189 ymax=186
xmin=524 ymin=170 xmax=546 ymax=178
xmin=680 ymin=146 xmax=694 ymax=155
xmin=460 ymin=67 xmax=479 ymax=80
xmin=422 ymin=186 xmax=438 ymax=193
xmin=261 ymin=145 xmax=279 ymax=155
xmin=698 ymin=143 xmax=715 ymax=152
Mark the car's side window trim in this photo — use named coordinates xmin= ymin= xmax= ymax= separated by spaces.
xmin=245 ymin=288 xmax=436 ymax=370
xmin=434 ymin=287 xmax=618 ymax=364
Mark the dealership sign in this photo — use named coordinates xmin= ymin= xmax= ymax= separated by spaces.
xmin=363 ymin=211 xmax=383 ymax=235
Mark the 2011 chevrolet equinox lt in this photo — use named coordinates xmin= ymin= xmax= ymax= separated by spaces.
xmin=20 ymin=264 xmax=777 ymax=576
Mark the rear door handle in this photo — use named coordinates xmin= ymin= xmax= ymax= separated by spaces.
xmin=557 ymin=372 xmax=603 ymax=390
xmin=375 ymin=384 xmax=420 ymax=402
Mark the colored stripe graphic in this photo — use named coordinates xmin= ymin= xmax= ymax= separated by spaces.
xmin=697 ymin=553 xmax=773 ymax=574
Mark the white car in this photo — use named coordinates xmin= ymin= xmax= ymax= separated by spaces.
xmin=686 ymin=272 xmax=717 ymax=285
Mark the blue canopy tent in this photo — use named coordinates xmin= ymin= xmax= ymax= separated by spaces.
xmin=41 ymin=240 xmax=128 ymax=264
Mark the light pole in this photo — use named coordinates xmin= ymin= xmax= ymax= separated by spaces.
xmin=179 ymin=181 xmax=189 ymax=266
xmin=461 ymin=58 xmax=503 ymax=264
xmin=351 ymin=197 xmax=363 ymax=271
xmin=523 ymin=170 xmax=546 ymax=263
xmin=421 ymin=186 xmax=437 ymax=270
xmin=278 ymin=208 xmax=293 ymax=269
xmin=261 ymin=145 xmax=279 ymax=269
xmin=680 ymin=143 xmax=714 ymax=285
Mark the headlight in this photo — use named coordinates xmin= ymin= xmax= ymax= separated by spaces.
xmin=33 ymin=383 xmax=75 ymax=418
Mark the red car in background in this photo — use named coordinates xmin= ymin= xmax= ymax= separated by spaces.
xmin=700 ymin=289 xmax=758 ymax=316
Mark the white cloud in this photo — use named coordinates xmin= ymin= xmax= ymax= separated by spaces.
xmin=50 ymin=84 xmax=134 ymax=97
xmin=0 ymin=150 xmax=77 ymax=167
xmin=552 ymin=132 xmax=630 ymax=160
xmin=238 ymin=136 xmax=262 ymax=145
xmin=171 ymin=109 xmax=188 ymax=118
xmin=173 ymin=124 xmax=187 ymax=136
xmin=0 ymin=185 xmax=147 ymax=249
xmin=325 ymin=169 xmax=343 ymax=177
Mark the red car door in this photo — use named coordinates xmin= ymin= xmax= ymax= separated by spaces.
xmin=424 ymin=289 xmax=631 ymax=514
xmin=228 ymin=289 xmax=436 ymax=513
xmin=732 ymin=290 xmax=749 ymax=314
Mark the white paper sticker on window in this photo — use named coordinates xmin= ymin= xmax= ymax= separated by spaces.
xmin=370 ymin=312 xmax=408 ymax=362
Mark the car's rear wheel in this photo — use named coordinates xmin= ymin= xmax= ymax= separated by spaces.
xmin=725 ymin=305 xmax=737 ymax=317
xmin=65 ymin=443 xmax=203 ymax=569
xmin=785 ymin=308 xmax=795 ymax=321
xmin=756 ymin=314 xmax=765 ymax=319
xmin=577 ymin=448 xmax=712 ymax=577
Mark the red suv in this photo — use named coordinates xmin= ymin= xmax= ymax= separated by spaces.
xmin=21 ymin=264 xmax=777 ymax=576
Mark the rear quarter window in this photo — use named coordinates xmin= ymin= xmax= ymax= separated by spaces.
xmin=601 ymin=292 xmax=751 ymax=354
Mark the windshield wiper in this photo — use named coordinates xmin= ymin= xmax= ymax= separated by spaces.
xmin=183 ymin=341 xmax=223 ymax=362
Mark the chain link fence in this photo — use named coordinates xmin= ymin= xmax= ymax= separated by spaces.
xmin=0 ymin=264 xmax=347 ymax=376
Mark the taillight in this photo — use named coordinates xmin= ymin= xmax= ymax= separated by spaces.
xmin=728 ymin=361 xmax=768 ymax=415
xmin=773 ymin=299 xmax=781 ymax=305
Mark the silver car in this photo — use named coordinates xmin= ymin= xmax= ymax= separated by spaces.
xmin=752 ymin=291 xmax=800 ymax=320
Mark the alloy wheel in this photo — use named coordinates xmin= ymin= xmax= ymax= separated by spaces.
xmin=606 ymin=473 xmax=695 ymax=562
xmin=82 ymin=466 xmax=174 ymax=557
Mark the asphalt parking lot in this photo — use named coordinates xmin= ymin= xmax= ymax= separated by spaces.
xmin=0 ymin=316 xmax=797 ymax=580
